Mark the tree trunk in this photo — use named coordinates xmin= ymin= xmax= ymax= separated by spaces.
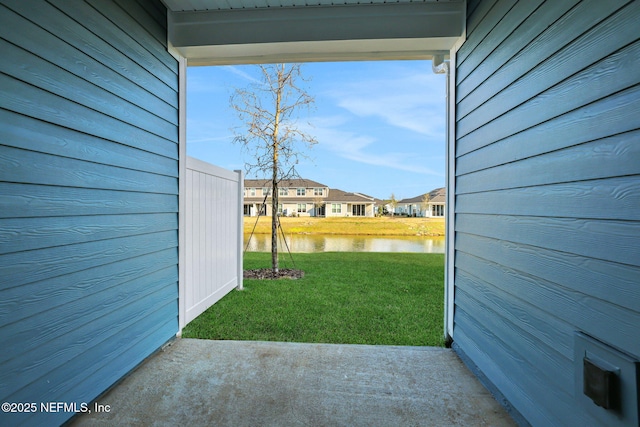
xmin=271 ymin=65 xmax=283 ymax=274
xmin=271 ymin=166 xmax=279 ymax=274
xmin=230 ymin=63 xmax=316 ymax=275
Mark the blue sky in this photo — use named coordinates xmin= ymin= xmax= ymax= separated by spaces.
xmin=186 ymin=61 xmax=446 ymax=200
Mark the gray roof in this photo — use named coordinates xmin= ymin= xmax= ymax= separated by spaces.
xmin=244 ymin=178 xmax=327 ymax=188
xmin=325 ymin=189 xmax=375 ymax=203
xmin=428 ymin=187 xmax=446 ymax=203
xmin=398 ymin=187 xmax=446 ymax=204
xmin=244 ymin=179 xmax=422 ymax=204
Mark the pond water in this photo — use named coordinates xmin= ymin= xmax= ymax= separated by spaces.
xmin=244 ymin=234 xmax=445 ymax=253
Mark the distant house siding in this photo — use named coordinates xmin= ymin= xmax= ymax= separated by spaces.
xmin=453 ymin=1 xmax=640 ymax=426
xmin=326 ymin=203 xmax=344 ymax=217
xmin=0 ymin=0 xmax=179 ymax=425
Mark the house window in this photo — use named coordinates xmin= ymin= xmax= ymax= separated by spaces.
xmin=297 ymin=188 xmax=306 ymax=196
xmin=331 ymin=204 xmax=341 ymax=214
xmin=279 ymin=187 xmax=288 ymax=196
xmin=313 ymin=188 xmax=324 ymax=196
xmin=249 ymin=188 xmax=256 ymax=197
xmin=243 ymin=205 xmax=251 ymax=216
xmin=432 ymin=204 xmax=444 ymax=217
xmin=297 ymin=203 xmax=307 ymax=213
xmin=278 ymin=204 xmax=283 ymax=214
xmin=262 ymin=187 xmax=271 ymax=196
xmin=352 ymin=204 xmax=366 ymax=216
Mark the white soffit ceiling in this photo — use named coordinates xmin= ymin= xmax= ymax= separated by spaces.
xmin=161 ymin=0 xmax=462 ymax=12
xmin=161 ymin=0 xmax=465 ymax=64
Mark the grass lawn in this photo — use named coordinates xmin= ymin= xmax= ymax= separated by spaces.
xmin=182 ymin=252 xmax=445 ymax=346
xmin=245 ymin=216 xmax=445 ymax=236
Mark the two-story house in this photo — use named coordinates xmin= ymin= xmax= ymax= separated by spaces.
xmin=243 ymin=179 xmax=376 ymax=218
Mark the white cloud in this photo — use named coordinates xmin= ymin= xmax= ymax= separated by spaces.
xmin=222 ymin=65 xmax=262 ymax=84
xmin=306 ymin=119 xmax=441 ymax=176
xmin=323 ymin=70 xmax=446 ymax=139
xmin=188 ymin=135 xmax=233 ymax=144
xmin=186 ymin=74 xmax=224 ymax=94
xmin=186 ymin=117 xmax=234 ymax=144
xmin=187 ymin=65 xmax=261 ymax=94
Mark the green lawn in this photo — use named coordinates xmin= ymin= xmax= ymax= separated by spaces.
xmin=182 ymin=252 xmax=445 ymax=346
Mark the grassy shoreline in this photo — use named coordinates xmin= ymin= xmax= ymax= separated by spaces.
xmin=244 ymin=216 xmax=445 ymax=236
xmin=182 ymin=252 xmax=445 ymax=346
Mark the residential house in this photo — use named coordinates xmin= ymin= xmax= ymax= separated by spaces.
xmin=396 ymin=187 xmax=446 ymax=217
xmin=324 ymin=188 xmax=376 ymax=218
xmin=2 ymin=1 xmax=638 ymax=426
xmin=243 ymin=178 xmax=376 ymax=217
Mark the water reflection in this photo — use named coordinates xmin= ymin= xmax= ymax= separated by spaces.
xmin=244 ymin=234 xmax=445 ymax=253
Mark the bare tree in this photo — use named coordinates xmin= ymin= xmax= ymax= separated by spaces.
xmin=421 ymin=192 xmax=431 ymax=217
xmin=312 ymin=196 xmax=325 ymax=217
xmin=389 ymin=193 xmax=398 ymax=217
xmin=231 ymin=64 xmax=316 ymax=274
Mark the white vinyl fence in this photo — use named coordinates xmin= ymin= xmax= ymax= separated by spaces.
xmin=183 ymin=156 xmax=243 ymax=327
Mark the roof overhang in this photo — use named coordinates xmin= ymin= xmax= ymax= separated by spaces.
xmin=162 ymin=1 xmax=466 ymax=65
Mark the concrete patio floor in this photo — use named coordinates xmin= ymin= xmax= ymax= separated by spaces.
xmin=69 ymin=338 xmax=516 ymax=426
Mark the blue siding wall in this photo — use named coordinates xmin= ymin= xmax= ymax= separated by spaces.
xmin=0 ymin=0 xmax=179 ymax=425
xmin=453 ymin=0 xmax=640 ymax=425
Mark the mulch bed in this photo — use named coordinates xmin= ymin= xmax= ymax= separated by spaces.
xmin=243 ymin=268 xmax=305 ymax=280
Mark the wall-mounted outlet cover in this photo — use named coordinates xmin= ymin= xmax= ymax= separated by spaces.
xmin=574 ymin=332 xmax=639 ymax=427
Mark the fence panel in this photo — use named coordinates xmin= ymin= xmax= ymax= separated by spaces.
xmin=184 ymin=156 xmax=243 ymax=327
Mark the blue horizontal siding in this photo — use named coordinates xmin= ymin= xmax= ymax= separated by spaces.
xmin=453 ymin=1 xmax=640 ymax=425
xmin=464 ymin=0 xmax=494 ymax=38
xmin=0 ymin=4 xmax=176 ymax=125
xmin=15 ymin=311 xmax=177 ymax=426
xmin=113 ymin=0 xmax=167 ymax=45
xmin=0 ymin=248 xmax=178 ymax=328
xmin=0 ymin=145 xmax=178 ymax=193
xmin=0 ymin=38 xmax=176 ymax=141
xmin=457 ymin=86 xmax=640 ymax=169
xmin=0 ymin=183 xmax=178 ymax=219
xmin=454 ymin=269 xmax=573 ymax=359
xmin=54 ymin=315 xmax=177 ymax=425
xmin=2 ymin=0 xmax=177 ymax=97
xmin=455 ymin=246 xmax=640 ymax=357
xmin=455 ymin=283 xmax=572 ymax=392
xmin=457 ymin=129 xmax=640 ymax=182
xmin=0 ymin=230 xmax=178 ymax=290
xmin=457 ymin=0 xmax=579 ymax=115
xmin=456 ymin=0 xmax=515 ymax=66
xmin=453 ymin=324 xmax=583 ymax=427
xmin=455 ymin=231 xmax=640 ymax=314
xmin=459 ymin=36 xmax=640 ymax=141
xmin=457 ymin=0 xmax=632 ymax=115
xmin=83 ymin=0 xmax=176 ymax=72
xmin=0 ymin=109 xmax=177 ymax=177
xmin=0 ymin=0 xmax=179 ymax=426
xmin=0 ymin=73 xmax=178 ymax=159
xmin=457 ymin=0 xmax=545 ymax=83
xmin=456 ymin=213 xmax=640 ymax=266
xmin=0 ymin=213 xmax=177 ymax=255
xmin=456 ymin=177 xmax=640 ymax=221
xmin=458 ymin=83 xmax=640 ymax=157
xmin=135 ymin=0 xmax=166 ymax=28
xmin=0 ymin=271 xmax=177 ymax=398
